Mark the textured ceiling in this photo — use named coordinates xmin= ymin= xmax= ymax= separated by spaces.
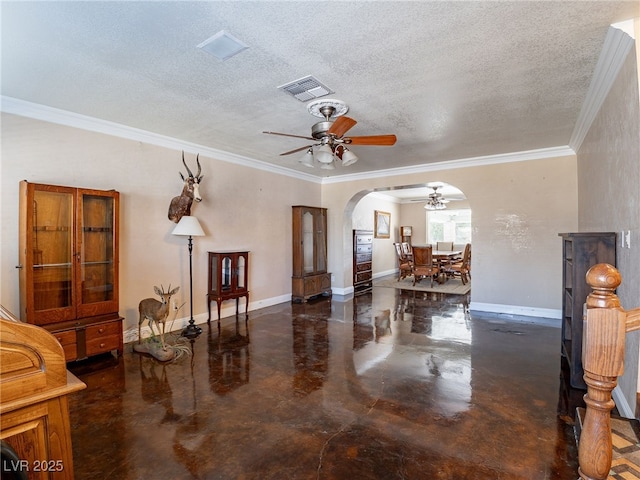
xmin=1 ymin=1 xmax=639 ymax=179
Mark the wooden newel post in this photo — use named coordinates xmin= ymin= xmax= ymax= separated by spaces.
xmin=579 ymin=263 xmax=624 ymax=480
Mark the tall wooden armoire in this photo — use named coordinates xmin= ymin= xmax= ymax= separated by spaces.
xmin=291 ymin=206 xmax=331 ymax=303
xmin=19 ymin=181 xmax=123 ymax=362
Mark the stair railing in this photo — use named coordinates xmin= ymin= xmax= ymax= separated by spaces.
xmin=579 ymin=263 xmax=640 ymax=480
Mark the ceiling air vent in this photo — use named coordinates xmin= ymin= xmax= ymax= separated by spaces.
xmin=197 ymin=30 xmax=248 ymax=61
xmin=277 ymin=75 xmax=334 ymax=102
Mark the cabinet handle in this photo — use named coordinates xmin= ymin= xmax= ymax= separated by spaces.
xmin=98 ymin=328 xmax=104 ymax=334
xmin=100 ymin=343 xmax=106 ymax=348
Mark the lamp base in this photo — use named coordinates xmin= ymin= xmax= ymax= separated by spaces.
xmin=181 ymin=320 xmax=202 ymax=339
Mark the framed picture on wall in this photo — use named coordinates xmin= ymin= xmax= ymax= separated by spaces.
xmin=374 ymin=210 xmax=391 ymax=238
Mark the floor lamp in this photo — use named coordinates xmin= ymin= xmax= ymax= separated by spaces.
xmin=172 ymin=215 xmax=205 ymax=339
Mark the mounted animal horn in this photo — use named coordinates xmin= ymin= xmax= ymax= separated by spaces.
xmin=168 ymin=152 xmax=203 ymax=223
xmin=181 ymin=152 xmax=202 ymax=181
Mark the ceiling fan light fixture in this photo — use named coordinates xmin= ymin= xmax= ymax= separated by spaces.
xmin=315 ymin=144 xmax=334 ymax=164
xmin=320 ymin=161 xmax=335 ymax=170
xmin=340 ymin=147 xmax=358 ymax=166
xmin=299 ymin=148 xmax=315 ymax=168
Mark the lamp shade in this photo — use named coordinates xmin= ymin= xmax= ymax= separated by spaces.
xmin=341 ymin=148 xmax=358 ymax=167
xmin=172 ymin=216 xmax=205 ymax=236
xmin=315 ymin=144 xmax=334 ymax=164
xmin=299 ymin=148 xmax=314 ymax=168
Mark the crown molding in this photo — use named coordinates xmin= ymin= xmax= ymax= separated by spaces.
xmin=0 ymin=96 xmax=322 ymax=184
xmin=321 ymin=145 xmax=575 ymax=184
xmin=2 ymin=95 xmax=574 ymax=186
xmin=569 ymin=24 xmax=635 ymax=151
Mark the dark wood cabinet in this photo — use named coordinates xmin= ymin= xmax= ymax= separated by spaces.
xmin=353 ymin=229 xmax=373 ymax=295
xmin=292 ymin=206 xmax=331 ymax=303
xmin=207 ymin=251 xmax=249 ymax=321
xmin=19 ymin=181 xmax=122 ymax=362
xmin=559 ymin=232 xmax=616 ymax=388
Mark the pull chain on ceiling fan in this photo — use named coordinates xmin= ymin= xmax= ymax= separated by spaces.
xmin=263 ymin=99 xmax=397 ymax=169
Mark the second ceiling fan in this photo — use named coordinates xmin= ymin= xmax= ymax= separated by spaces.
xmin=263 ymin=99 xmax=397 ymax=169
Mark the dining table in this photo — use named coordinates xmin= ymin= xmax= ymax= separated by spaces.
xmin=430 ymin=249 xmax=462 ymax=284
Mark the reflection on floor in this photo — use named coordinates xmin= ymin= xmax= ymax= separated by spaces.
xmin=68 ymin=284 xmax=582 ymax=479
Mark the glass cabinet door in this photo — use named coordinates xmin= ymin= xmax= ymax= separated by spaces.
xmin=80 ymin=194 xmax=115 ymax=304
xmin=236 ymin=254 xmax=246 ymax=290
xmin=315 ymin=210 xmax=327 ymax=273
xmin=222 ymin=255 xmax=232 ymax=291
xmin=302 ymin=211 xmax=314 ymax=273
xmin=32 ymin=188 xmax=74 ymax=316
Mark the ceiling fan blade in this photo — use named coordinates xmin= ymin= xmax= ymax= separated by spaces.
xmin=347 ymin=134 xmax=397 ymax=146
xmin=327 ymin=116 xmax=357 ymax=138
xmin=263 ymin=131 xmax=315 ymax=141
xmin=280 ymin=144 xmax=315 ymax=156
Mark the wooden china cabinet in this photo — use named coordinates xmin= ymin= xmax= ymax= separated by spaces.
xmin=18 ymin=181 xmax=123 ymax=362
xmin=292 ymin=206 xmax=331 ymax=303
xmin=207 ymin=251 xmax=249 ymax=322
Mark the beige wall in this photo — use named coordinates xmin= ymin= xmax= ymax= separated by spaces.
xmin=351 ymin=193 xmax=401 ymax=277
xmin=0 ymin=113 xmax=321 ymax=338
xmin=323 ymin=155 xmax=579 ymax=315
xmin=577 ymin=40 xmax=640 ymax=414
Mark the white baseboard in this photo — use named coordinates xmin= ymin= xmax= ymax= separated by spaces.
xmin=123 ymin=293 xmax=291 ymax=343
xmin=470 ymin=302 xmax=562 ymax=321
xmin=613 ymin=386 xmax=635 ymax=419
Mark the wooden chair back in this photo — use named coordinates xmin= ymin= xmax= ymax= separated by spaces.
xmin=393 ymin=242 xmax=413 ymax=281
xmin=436 ymin=241 xmax=453 ymax=251
xmin=412 ymin=245 xmax=434 ymax=266
xmin=411 ymin=246 xmax=439 ymax=287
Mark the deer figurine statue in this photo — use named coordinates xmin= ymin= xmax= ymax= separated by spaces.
xmin=138 ymin=285 xmax=180 ymax=351
xmin=168 ymin=151 xmax=203 ymax=223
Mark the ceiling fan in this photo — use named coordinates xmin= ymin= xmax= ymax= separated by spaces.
xmin=425 ymin=185 xmax=450 ymax=210
xmin=262 ymin=99 xmax=397 ymax=169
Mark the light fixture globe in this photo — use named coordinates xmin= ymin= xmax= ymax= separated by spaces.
xmin=320 ymin=161 xmax=335 ymax=170
xmin=299 ymin=148 xmax=314 ymax=167
xmin=340 ymin=148 xmax=358 ymax=167
xmin=315 ymin=144 xmax=334 ymax=164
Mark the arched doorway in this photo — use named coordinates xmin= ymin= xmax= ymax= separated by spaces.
xmin=341 ymin=182 xmax=470 ymax=294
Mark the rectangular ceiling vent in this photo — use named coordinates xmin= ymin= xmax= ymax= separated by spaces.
xmin=197 ymin=30 xmax=248 ymax=61
xmin=277 ymin=75 xmax=333 ymax=102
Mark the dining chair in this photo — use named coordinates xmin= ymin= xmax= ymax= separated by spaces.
xmin=400 ymin=242 xmax=413 ymax=259
xmin=411 ymin=245 xmax=439 ymax=287
xmin=436 ymin=241 xmax=453 ymax=251
xmin=393 ymin=242 xmax=413 ymax=281
xmin=446 ymin=243 xmax=471 ymax=284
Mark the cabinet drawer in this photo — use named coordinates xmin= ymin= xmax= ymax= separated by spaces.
xmin=85 ymin=321 xmax=121 ymax=356
xmin=86 ymin=333 xmax=120 ymax=356
xmin=355 ymin=234 xmax=373 ymax=245
xmin=356 ymin=244 xmax=372 ymax=254
xmin=53 ymin=329 xmax=76 ymax=346
xmin=355 ymin=271 xmax=372 ymax=283
xmin=52 ymin=329 xmax=78 ymax=361
xmin=355 ymin=262 xmax=372 ymax=273
xmin=356 ymin=253 xmax=372 ymax=264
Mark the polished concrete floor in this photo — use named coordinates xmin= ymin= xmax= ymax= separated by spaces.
xmin=68 ymin=283 xmax=581 ymax=479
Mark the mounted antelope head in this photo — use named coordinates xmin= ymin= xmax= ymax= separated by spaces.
xmin=168 ymin=152 xmax=203 ymax=223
